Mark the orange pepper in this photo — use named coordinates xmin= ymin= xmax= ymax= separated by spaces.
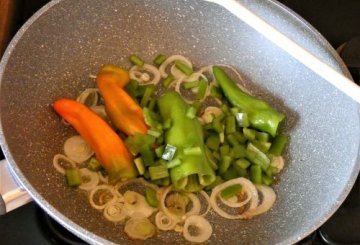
xmin=53 ymin=98 xmax=137 ymax=183
xmin=96 ymin=66 xmax=148 ymax=135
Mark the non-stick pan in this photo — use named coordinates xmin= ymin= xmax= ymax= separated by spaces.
xmin=0 ymin=0 xmax=359 ymax=244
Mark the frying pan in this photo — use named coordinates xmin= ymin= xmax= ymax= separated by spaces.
xmin=0 ymin=0 xmax=359 ymax=244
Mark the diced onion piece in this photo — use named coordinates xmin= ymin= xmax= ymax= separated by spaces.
xmin=122 ymin=191 xmax=157 ymax=218
xmin=159 ymin=55 xmax=192 ymax=79
xmin=63 ymin=135 xmax=94 ymax=163
xmin=201 ymin=106 xmax=223 ymax=124
xmin=210 ymin=177 xmax=259 ymax=219
xmin=53 ymin=154 xmax=76 ymax=175
xmin=124 ymin=215 xmax=156 ymax=240
xmin=76 ymin=88 xmax=99 ymax=107
xmin=242 ymin=185 xmax=276 ymax=218
xmin=89 ymin=185 xmax=118 ymax=210
xmin=271 ymin=156 xmax=285 ymax=172
xmin=155 ymin=211 xmax=177 ymax=231
xmin=129 ymin=64 xmax=161 ymax=85
xmin=183 ymin=215 xmax=213 ymax=243
xmin=103 ymin=199 xmax=127 ymax=223
xmin=78 ymin=168 xmax=100 ymax=191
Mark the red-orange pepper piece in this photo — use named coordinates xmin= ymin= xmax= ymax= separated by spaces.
xmin=96 ymin=69 xmax=148 ymax=136
xmin=53 ymin=98 xmax=137 ymax=183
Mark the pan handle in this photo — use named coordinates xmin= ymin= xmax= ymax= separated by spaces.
xmin=0 ymin=159 xmax=32 ymax=215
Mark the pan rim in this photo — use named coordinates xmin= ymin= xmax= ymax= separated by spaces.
xmin=0 ymin=0 xmax=359 ymax=244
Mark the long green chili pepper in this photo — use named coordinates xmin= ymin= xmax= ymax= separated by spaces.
xmin=213 ymin=66 xmax=285 ymax=136
xmin=158 ymin=92 xmax=216 ymax=192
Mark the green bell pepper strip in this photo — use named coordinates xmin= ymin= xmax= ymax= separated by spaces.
xmin=213 ymin=66 xmax=285 ymax=137
xmin=158 ymin=92 xmax=216 ymax=192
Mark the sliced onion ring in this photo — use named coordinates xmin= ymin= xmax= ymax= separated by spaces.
xmin=159 ymin=55 xmax=193 ymax=79
xmin=63 ymin=135 xmax=94 ymax=163
xmin=183 ymin=215 xmax=213 ymax=243
xmin=210 ymin=177 xmax=259 ymax=219
xmin=199 ymin=191 xmax=211 ymax=217
xmin=124 ymin=214 xmax=156 ymax=240
xmin=103 ymin=199 xmax=126 ymax=223
xmin=53 ymin=154 xmax=76 ymax=175
xmin=129 ymin=64 xmax=161 ymax=85
xmin=78 ymin=168 xmax=100 ymax=191
xmin=242 ymin=185 xmax=276 ymax=218
xmin=76 ymin=88 xmax=99 ymax=107
xmin=155 ymin=211 xmax=177 ymax=231
xmin=88 ymin=185 xmax=118 ymax=210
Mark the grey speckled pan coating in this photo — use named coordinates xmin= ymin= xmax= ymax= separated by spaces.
xmin=0 ymin=0 xmax=359 ymax=244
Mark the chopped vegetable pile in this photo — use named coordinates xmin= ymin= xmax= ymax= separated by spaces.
xmin=52 ymin=54 xmax=288 ymax=243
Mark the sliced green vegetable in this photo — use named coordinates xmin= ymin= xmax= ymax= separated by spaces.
xmin=88 ymin=157 xmax=102 ymax=172
xmin=232 ymin=144 xmax=246 ymax=159
xmin=196 ymin=79 xmax=208 ymax=100
xmin=268 ymin=134 xmax=289 ymax=156
xmin=212 ymin=114 xmax=225 ymax=134
xmin=145 ymin=187 xmax=158 ymax=207
xmin=225 ymin=115 xmax=236 ymax=134
xmin=234 ymin=158 xmax=251 ymax=169
xmin=219 ymin=155 xmax=232 ymax=174
xmin=204 ymin=147 xmax=218 ymax=170
xmin=236 ymin=112 xmax=250 ymax=128
xmin=166 ymin=158 xmax=182 ymax=169
xmin=210 ymin=86 xmax=223 ymax=99
xmin=246 ymin=143 xmax=270 ymax=170
xmin=129 ymin=54 xmax=144 ymax=67
xmin=149 ymin=165 xmax=169 ymax=180
xmin=262 ymin=174 xmax=274 ymax=186
xmin=65 ymin=167 xmax=81 ymax=187
xmin=162 ymin=74 xmax=174 ymax=88
xmin=243 ymin=128 xmax=256 ymax=141
xmin=220 ymin=145 xmax=230 ymax=158
xmin=124 ymin=79 xmax=139 ymax=99
xmin=134 ymin=157 xmax=145 ymax=175
xmin=140 ymin=85 xmax=156 ymax=107
xmin=139 ymin=145 xmax=155 ymax=166
xmin=227 ymin=134 xmax=239 ymax=147
xmin=183 ymin=80 xmax=200 ymax=89
xmin=125 ymin=133 xmax=155 ymax=155
xmin=233 ymin=131 xmax=247 ymax=144
xmin=175 ymin=61 xmax=193 ymax=76
xmin=147 ymin=128 xmax=162 ymax=138
xmin=155 ymin=145 xmax=165 ymax=158
xmin=206 ymin=134 xmax=220 ymax=151
xmin=153 ymin=54 xmax=166 ymax=66
xmin=220 ymin=184 xmax=242 ymax=200
xmin=222 ymin=166 xmax=239 ymax=180
xmin=250 ymin=165 xmax=262 ymax=184
xmin=255 ymin=131 xmax=270 ymax=142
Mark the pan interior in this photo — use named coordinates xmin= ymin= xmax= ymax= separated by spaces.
xmin=0 ymin=0 xmax=359 ymax=244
